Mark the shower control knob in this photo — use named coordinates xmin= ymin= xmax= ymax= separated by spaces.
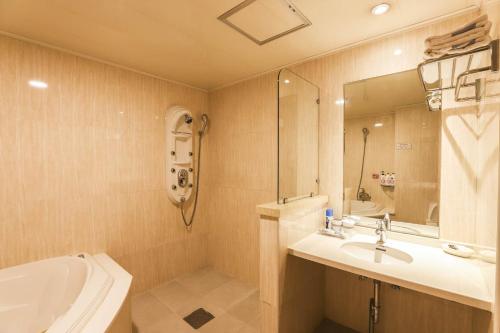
xmin=171 ymin=168 xmax=176 ymax=173
xmin=188 ymin=183 xmax=193 ymax=188
xmin=189 ymin=152 xmax=193 ymax=156
xmin=171 ymin=185 xmax=177 ymax=190
xmin=171 ymin=151 xmax=175 ymax=156
xmin=188 ymin=168 xmax=193 ymax=172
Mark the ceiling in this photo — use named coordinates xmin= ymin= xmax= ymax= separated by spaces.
xmin=344 ymin=69 xmax=426 ymax=119
xmin=0 ymin=0 xmax=479 ymax=90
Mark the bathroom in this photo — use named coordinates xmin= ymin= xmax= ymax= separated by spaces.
xmin=0 ymin=0 xmax=499 ymax=332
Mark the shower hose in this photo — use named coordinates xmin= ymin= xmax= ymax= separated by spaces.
xmin=356 ymin=135 xmax=368 ymax=200
xmin=180 ymin=131 xmax=203 ymax=231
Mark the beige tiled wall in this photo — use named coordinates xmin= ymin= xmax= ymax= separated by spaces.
xmin=0 ymin=35 xmax=210 ymax=293
xmin=207 ymin=73 xmax=277 ymax=286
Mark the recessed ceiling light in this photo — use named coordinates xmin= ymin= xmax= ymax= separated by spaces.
xmin=371 ymin=3 xmax=390 ymax=15
xmin=284 ymin=79 xmax=290 ymax=84
xmin=28 ymin=80 xmax=48 ymax=89
xmin=374 ymin=122 xmax=384 ymax=127
xmin=335 ymin=99 xmax=345 ymax=105
xmin=393 ymin=48 xmax=403 ymax=56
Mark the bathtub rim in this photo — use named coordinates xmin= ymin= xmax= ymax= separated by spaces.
xmin=80 ymin=253 xmax=132 ymax=333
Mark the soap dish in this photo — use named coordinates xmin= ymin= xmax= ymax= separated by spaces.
xmin=442 ymin=243 xmax=474 ymax=258
xmin=342 ymin=218 xmax=356 ymax=228
xmin=478 ymin=250 xmax=496 ymax=263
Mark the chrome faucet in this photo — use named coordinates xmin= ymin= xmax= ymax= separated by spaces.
xmin=382 ymin=212 xmax=391 ymax=230
xmin=375 ymin=213 xmax=391 ymax=245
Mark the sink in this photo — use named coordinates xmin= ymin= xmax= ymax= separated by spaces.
xmin=341 ymin=241 xmax=413 ymax=265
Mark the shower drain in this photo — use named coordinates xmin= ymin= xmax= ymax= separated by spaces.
xmin=183 ymin=308 xmax=215 ymax=329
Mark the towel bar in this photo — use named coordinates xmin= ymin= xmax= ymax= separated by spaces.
xmin=417 ymin=39 xmax=499 ymax=111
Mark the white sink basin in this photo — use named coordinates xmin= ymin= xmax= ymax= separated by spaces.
xmin=341 ymin=241 xmax=413 ymax=265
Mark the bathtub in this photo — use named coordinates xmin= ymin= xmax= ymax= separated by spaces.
xmin=0 ymin=253 xmax=132 ymax=333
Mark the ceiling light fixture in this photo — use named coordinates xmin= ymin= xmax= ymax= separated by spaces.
xmin=284 ymin=79 xmax=290 ymax=84
xmin=371 ymin=3 xmax=390 ymax=15
xmin=28 ymin=80 xmax=48 ymax=89
xmin=374 ymin=122 xmax=384 ymax=127
xmin=335 ymin=99 xmax=345 ymax=105
xmin=393 ymin=48 xmax=403 ymax=56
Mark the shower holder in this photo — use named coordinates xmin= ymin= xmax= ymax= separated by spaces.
xmin=417 ymin=39 xmax=499 ymax=111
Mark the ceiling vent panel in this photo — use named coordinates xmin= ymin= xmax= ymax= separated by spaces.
xmin=218 ymin=0 xmax=311 ymax=45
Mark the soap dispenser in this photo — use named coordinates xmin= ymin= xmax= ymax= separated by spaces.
xmin=380 ymin=171 xmax=386 ymax=186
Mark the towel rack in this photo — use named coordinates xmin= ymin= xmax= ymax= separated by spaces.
xmin=417 ymin=39 xmax=499 ymax=111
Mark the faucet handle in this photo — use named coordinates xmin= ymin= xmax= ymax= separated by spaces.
xmin=376 ymin=219 xmax=385 ymax=230
xmin=382 ymin=212 xmax=391 ymax=230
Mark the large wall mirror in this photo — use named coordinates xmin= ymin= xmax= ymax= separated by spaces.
xmin=343 ymin=69 xmax=440 ymax=238
xmin=278 ymin=69 xmax=319 ymax=204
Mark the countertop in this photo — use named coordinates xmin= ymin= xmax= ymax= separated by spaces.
xmin=256 ymin=195 xmax=328 ymax=219
xmin=288 ymin=229 xmax=495 ymax=311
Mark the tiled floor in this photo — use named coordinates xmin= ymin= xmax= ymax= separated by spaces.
xmin=132 ymin=267 xmax=260 ymax=333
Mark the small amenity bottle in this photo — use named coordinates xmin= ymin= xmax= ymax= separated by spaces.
xmin=325 ymin=208 xmax=334 ymax=229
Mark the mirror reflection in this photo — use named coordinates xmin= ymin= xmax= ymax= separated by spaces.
xmin=343 ymin=70 xmax=440 ymax=238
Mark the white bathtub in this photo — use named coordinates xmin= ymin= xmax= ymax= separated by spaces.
xmin=0 ymin=253 xmax=132 ymax=333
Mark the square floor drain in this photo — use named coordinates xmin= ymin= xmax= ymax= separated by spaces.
xmin=183 ymin=308 xmax=215 ymax=329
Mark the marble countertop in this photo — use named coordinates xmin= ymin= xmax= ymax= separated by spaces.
xmin=288 ymin=229 xmax=495 ymax=311
xmin=256 ymin=195 xmax=328 ymax=219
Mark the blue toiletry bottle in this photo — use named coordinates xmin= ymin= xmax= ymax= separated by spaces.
xmin=325 ymin=208 xmax=334 ymax=229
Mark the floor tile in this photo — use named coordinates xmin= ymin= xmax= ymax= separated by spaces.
xmin=150 ymin=280 xmax=197 ymax=313
xmin=236 ymin=323 xmax=260 ymax=333
xmin=175 ymin=297 xmax=226 ymax=318
xmin=247 ymin=315 xmax=261 ymax=330
xmin=199 ymin=313 xmax=246 ymax=333
xmin=141 ymin=311 xmax=196 ymax=333
xmin=177 ymin=267 xmax=232 ymax=296
xmin=202 ymin=279 xmax=257 ymax=311
xmin=227 ymin=290 xmax=260 ymax=324
xmin=132 ymin=292 xmax=173 ymax=328
xmin=132 ymin=269 xmax=260 ymax=333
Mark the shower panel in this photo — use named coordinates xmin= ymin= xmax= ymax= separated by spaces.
xmin=165 ymin=106 xmax=209 ymax=230
xmin=166 ymin=106 xmax=195 ymax=204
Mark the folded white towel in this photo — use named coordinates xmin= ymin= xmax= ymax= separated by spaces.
xmin=425 ymin=14 xmax=489 ymax=47
xmin=423 ymin=14 xmax=492 ymax=59
xmin=424 ymin=36 xmax=491 ymax=59
xmin=427 ymin=21 xmax=491 ymax=49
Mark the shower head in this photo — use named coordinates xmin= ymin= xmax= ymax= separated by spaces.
xmin=199 ymin=114 xmax=209 ymax=136
xmin=362 ymin=127 xmax=369 ymax=141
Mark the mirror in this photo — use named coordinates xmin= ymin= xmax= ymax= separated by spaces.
xmin=278 ymin=69 xmax=319 ymax=204
xmin=343 ymin=69 xmax=440 ymax=238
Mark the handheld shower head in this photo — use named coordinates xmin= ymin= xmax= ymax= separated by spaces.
xmin=362 ymin=127 xmax=369 ymax=142
xmin=199 ymin=114 xmax=209 ymax=136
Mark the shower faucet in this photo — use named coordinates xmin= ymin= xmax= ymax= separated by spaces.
xmin=358 ymin=188 xmax=371 ymax=202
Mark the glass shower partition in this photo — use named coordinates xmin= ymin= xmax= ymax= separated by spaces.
xmin=277 ymin=69 xmax=320 ymax=204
